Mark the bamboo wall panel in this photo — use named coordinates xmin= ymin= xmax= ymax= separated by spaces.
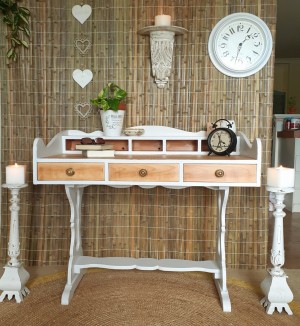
xmin=0 ymin=0 xmax=276 ymax=268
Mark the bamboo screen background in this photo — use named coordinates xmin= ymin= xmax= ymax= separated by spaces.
xmin=0 ymin=0 xmax=276 ymax=268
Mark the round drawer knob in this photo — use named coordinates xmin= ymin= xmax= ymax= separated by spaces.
xmin=215 ymin=169 xmax=224 ymax=178
xmin=139 ymin=169 xmax=148 ymax=177
xmin=66 ymin=168 xmax=75 ymax=177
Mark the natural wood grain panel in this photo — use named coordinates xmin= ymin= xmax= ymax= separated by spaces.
xmin=38 ymin=163 xmax=104 ymax=181
xmin=184 ymin=164 xmax=257 ymax=183
xmin=109 ymin=163 xmax=179 ymax=181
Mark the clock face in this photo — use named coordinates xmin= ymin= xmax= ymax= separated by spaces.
xmin=207 ymin=127 xmax=237 ymax=156
xmin=209 ymin=129 xmax=232 ymax=153
xmin=208 ymin=13 xmax=273 ymax=77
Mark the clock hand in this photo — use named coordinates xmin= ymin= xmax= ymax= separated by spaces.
xmin=235 ymin=34 xmax=252 ymax=62
xmin=235 ymin=44 xmax=242 ymax=62
xmin=217 ymin=134 xmax=225 ymax=148
xmin=242 ymin=34 xmax=252 ymax=44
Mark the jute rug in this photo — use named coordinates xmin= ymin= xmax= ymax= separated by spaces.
xmin=0 ymin=269 xmax=299 ymax=326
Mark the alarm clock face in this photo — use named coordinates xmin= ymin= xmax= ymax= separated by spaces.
xmin=210 ymin=129 xmax=232 ymax=152
xmin=207 ymin=128 xmax=237 ymax=155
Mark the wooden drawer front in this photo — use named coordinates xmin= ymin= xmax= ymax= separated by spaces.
xmin=38 ymin=163 xmax=104 ymax=181
xmin=184 ymin=164 xmax=257 ymax=183
xmin=109 ymin=163 xmax=179 ymax=182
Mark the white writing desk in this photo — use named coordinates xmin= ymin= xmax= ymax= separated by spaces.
xmin=33 ymin=126 xmax=261 ymax=311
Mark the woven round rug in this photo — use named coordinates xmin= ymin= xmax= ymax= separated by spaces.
xmin=0 ymin=270 xmax=299 ymax=326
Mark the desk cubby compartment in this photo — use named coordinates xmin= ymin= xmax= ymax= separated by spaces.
xmin=66 ymin=139 xmax=81 ymax=151
xmin=104 ymin=139 xmax=128 ymax=151
xmin=65 ymin=139 xmax=129 ymax=151
xmin=132 ymin=140 xmax=163 ymax=151
xmin=166 ymin=140 xmax=198 ymax=152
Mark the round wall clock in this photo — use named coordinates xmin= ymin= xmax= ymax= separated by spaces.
xmin=208 ymin=13 xmax=273 ymax=77
xmin=207 ymin=119 xmax=237 ymax=156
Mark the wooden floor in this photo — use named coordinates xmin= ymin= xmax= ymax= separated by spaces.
xmin=268 ymin=210 xmax=300 ymax=269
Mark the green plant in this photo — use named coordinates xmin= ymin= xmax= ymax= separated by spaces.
xmin=90 ymin=82 xmax=127 ymax=112
xmin=288 ymin=96 xmax=296 ymax=108
xmin=0 ymin=0 xmax=30 ymax=61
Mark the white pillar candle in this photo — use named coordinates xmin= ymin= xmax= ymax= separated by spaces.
xmin=267 ymin=166 xmax=295 ymax=188
xmin=6 ymin=163 xmax=26 ymax=185
xmin=155 ymin=14 xmax=171 ymax=26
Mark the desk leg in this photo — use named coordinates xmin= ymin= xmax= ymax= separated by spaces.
xmin=61 ymin=185 xmax=86 ymax=305
xmin=213 ymin=187 xmax=231 ymax=312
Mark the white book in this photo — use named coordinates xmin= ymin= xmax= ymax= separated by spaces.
xmin=76 ymin=144 xmax=113 ymax=150
xmin=82 ymin=150 xmax=115 ymax=158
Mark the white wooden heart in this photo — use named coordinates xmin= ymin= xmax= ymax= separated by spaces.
xmin=72 ymin=69 xmax=93 ymax=88
xmin=74 ymin=102 xmax=92 ymax=119
xmin=72 ymin=4 xmax=92 ymax=24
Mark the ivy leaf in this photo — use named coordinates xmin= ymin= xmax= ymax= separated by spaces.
xmin=24 ymin=26 xmax=30 ymax=36
xmin=6 ymin=47 xmax=14 ymax=58
xmin=11 ymin=37 xmax=21 ymax=44
xmin=19 ymin=7 xmax=30 ymax=15
xmin=18 ymin=12 xmax=29 ymax=25
xmin=20 ymin=39 xmax=28 ymax=47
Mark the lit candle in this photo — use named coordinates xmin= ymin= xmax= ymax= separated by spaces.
xmin=6 ymin=163 xmax=26 ymax=185
xmin=155 ymin=14 xmax=171 ymax=26
xmin=267 ymin=166 xmax=295 ymax=188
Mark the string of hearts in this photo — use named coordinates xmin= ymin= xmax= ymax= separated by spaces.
xmin=72 ymin=4 xmax=93 ymax=119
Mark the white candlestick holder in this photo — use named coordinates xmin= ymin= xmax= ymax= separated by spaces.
xmin=260 ymin=186 xmax=294 ymax=315
xmin=0 ymin=184 xmax=30 ymax=303
xmin=138 ymin=25 xmax=188 ymax=88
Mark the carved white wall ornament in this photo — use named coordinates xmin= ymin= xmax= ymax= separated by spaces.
xmin=150 ymin=31 xmax=174 ymax=88
xmin=74 ymin=36 xmax=91 ymax=55
xmin=72 ymin=69 xmax=93 ymax=88
xmin=74 ymin=102 xmax=92 ymax=119
xmin=72 ymin=4 xmax=92 ymax=24
xmin=138 ymin=25 xmax=188 ymax=88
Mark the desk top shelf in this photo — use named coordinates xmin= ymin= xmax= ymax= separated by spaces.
xmin=33 ymin=126 xmax=261 ymax=187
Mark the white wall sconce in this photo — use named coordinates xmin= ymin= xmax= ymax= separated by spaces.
xmin=138 ymin=15 xmax=187 ymax=88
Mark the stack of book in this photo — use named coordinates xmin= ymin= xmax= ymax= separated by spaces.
xmin=76 ymin=144 xmax=115 ymax=157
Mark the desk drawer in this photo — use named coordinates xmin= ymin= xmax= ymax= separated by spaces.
xmin=109 ymin=163 xmax=179 ymax=182
xmin=184 ymin=164 xmax=257 ymax=183
xmin=38 ymin=163 xmax=104 ymax=181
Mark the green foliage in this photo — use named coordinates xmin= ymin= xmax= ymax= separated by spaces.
xmin=288 ymin=96 xmax=296 ymax=108
xmin=0 ymin=0 xmax=31 ymax=61
xmin=91 ymin=82 xmax=127 ymax=112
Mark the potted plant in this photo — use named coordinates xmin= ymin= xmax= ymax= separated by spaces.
xmin=91 ymin=82 xmax=127 ymax=136
xmin=287 ymin=96 xmax=296 ymax=114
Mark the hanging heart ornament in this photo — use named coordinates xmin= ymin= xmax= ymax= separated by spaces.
xmin=74 ymin=102 xmax=92 ymax=119
xmin=72 ymin=4 xmax=92 ymax=24
xmin=72 ymin=69 xmax=93 ymax=88
xmin=74 ymin=36 xmax=91 ymax=55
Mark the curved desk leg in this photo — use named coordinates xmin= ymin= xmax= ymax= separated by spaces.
xmin=61 ymin=185 xmax=86 ymax=305
xmin=213 ymin=187 xmax=231 ymax=312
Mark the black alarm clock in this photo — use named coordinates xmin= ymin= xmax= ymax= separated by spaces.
xmin=207 ymin=119 xmax=237 ymax=156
